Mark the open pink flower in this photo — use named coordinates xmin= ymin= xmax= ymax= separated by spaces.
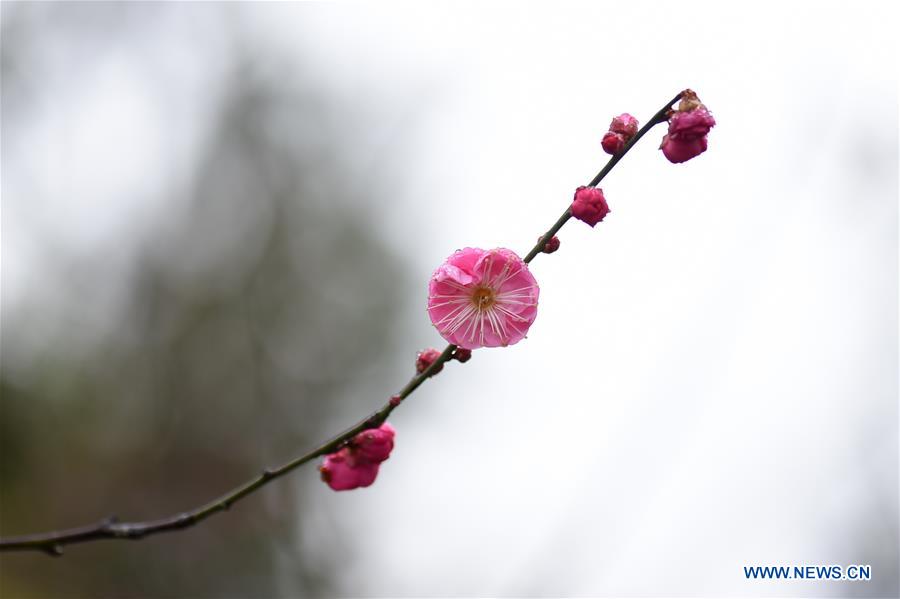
xmin=319 ymin=422 xmax=396 ymax=491
xmin=427 ymin=248 xmax=539 ymax=349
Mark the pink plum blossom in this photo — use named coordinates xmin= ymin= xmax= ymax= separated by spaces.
xmin=660 ymin=105 xmax=716 ymax=164
xmin=427 ymin=248 xmax=539 ymax=350
xmin=319 ymin=422 xmax=396 ymax=491
xmin=570 ymin=186 xmax=610 ymax=227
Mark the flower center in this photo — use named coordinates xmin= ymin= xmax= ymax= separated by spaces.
xmin=471 ymin=286 xmax=496 ymax=311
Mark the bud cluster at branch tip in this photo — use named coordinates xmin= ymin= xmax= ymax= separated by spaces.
xmin=660 ymin=89 xmax=716 ymax=163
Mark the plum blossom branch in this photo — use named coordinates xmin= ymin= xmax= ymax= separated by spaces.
xmin=0 ymin=89 xmax=699 ymax=556
xmin=523 ymin=90 xmax=682 ymax=264
xmin=0 ymin=343 xmax=457 ymax=556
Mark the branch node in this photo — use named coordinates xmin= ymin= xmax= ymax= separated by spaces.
xmin=44 ymin=544 xmax=64 ymax=557
xmin=175 ymin=513 xmax=194 ymax=528
xmin=110 ymin=524 xmax=133 ymax=538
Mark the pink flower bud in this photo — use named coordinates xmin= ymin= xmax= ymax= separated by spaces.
xmin=389 ymin=394 xmax=402 ymax=407
xmin=353 ymin=422 xmax=396 ymax=463
xmin=660 ymin=134 xmax=708 ymax=164
xmin=540 ymin=235 xmax=560 ymax=254
xmin=570 ymin=186 xmax=610 ymax=227
xmin=319 ymin=448 xmax=380 ymax=491
xmin=669 ymin=107 xmax=716 ymax=140
xmin=452 ymin=347 xmax=472 ymax=363
xmin=660 ymin=100 xmax=715 ymax=164
xmin=416 ymin=348 xmax=444 ymax=374
xmin=319 ymin=422 xmax=396 ymax=491
xmin=601 ymin=131 xmax=625 ymax=155
xmin=609 ymin=113 xmax=639 ymax=139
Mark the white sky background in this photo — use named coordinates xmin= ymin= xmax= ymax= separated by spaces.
xmin=3 ymin=2 xmax=898 ymax=597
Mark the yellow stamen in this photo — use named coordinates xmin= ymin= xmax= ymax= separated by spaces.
xmin=471 ymin=287 xmax=496 ymax=311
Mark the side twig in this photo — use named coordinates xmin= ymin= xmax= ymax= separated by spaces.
xmin=0 ymin=91 xmax=684 ymax=556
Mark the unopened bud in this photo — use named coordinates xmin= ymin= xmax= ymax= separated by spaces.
xmin=353 ymin=423 xmax=396 ymax=463
xmin=660 ymin=98 xmax=716 ymax=164
xmin=570 ymin=186 xmax=610 ymax=227
xmin=601 ymin=131 xmax=625 ymax=155
xmin=540 ymin=235 xmax=560 ymax=254
xmin=319 ymin=422 xmax=396 ymax=491
xmin=609 ymin=113 xmax=639 ymax=139
xmin=415 ymin=348 xmax=444 ymax=375
xmin=452 ymin=347 xmax=473 ymax=363
xmin=602 ymin=113 xmax=638 ymax=155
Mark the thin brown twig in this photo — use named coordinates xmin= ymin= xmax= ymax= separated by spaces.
xmin=0 ymin=90 xmax=684 ymax=556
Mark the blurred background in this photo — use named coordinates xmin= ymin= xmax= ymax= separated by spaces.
xmin=0 ymin=2 xmax=896 ymax=598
